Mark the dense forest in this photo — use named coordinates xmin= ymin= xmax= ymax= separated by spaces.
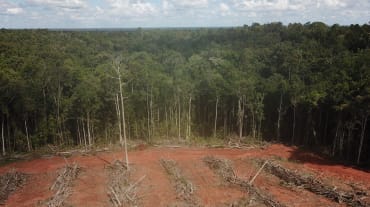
xmin=0 ymin=22 xmax=369 ymax=165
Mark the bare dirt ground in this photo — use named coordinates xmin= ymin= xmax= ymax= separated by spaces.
xmin=0 ymin=144 xmax=369 ymax=207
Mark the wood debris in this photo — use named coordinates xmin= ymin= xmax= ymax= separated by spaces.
xmin=46 ymin=163 xmax=80 ymax=207
xmin=0 ymin=170 xmax=27 ymax=204
xmin=107 ymin=160 xmax=144 ymax=207
xmin=160 ymin=159 xmax=199 ymax=206
xmin=263 ymin=160 xmax=369 ymax=207
xmin=203 ymin=156 xmax=285 ymax=207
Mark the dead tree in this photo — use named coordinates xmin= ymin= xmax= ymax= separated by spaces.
xmin=113 ymin=57 xmax=129 ymax=170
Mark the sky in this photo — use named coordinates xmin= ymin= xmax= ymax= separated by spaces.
xmin=0 ymin=0 xmax=369 ymax=28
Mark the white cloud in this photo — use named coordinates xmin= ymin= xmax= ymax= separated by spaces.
xmin=167 ymin=0 xmax=208 ymax=8
xmin=0 ymin=0 xmax=23 ymax=15
xmin=106 ymin=0 xmax=157 ymax=17
xmin=232 ymin=0 xmax=309 ymax=11
xmin=6 ymin=7 xmax=23 ymax=14
xmin=1 ymin=0 xmax=369 ymax=28
xmin=27 ymin=0 xmax=87 ymax=9
xmin=323 ymin=0 xmax=346 ymax=7
xmin=218 ymin=2 xmax=232 ymax=16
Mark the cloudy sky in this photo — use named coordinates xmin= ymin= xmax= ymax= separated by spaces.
xmin=1 ymin=0 xmax=369 ymax=28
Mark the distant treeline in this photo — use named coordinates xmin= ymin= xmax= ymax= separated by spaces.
xmin=0 ymin=22 xmax=369 ymax=164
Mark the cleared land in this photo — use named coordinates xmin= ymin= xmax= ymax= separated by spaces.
xmin=0 ymin=144 xmax=369 ymax=207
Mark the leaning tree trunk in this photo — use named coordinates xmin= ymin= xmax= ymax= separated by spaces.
xmin=117 ymin=65 xmax=129 ymax=170
xmin=214 ymin=96 xmax=219 ymax=138
xmin=357 ymin=115 xmax=368 ymax=164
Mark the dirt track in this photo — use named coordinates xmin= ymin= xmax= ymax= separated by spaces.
xmin=0 ymin=144 xmax=369 ymax=207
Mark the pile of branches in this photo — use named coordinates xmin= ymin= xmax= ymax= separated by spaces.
xmin=203 ymin=156 xmax=237 ymax=184
xmin=203 ymin=156 xmax=285 ymax=207
xmin=46 ymin=163 xmax=80 ymax=207
xmin=0 ymin=170 xmax=27 ymax=204
xmin=107 ymin=160 xmax=144 ymax=207
xmin=264 ymin=161 xmax=369 ymax=207
xmin=160 ymin=159 xmax=199 ymax=206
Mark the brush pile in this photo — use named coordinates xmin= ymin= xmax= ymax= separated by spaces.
xmin=160 ymin=159 xmax=199 ymax=206
xmin=0 ymin=170 xmax=27 ymax=204
xmin=46 ymin=163 xmax=80 ymax=207
xmin=264 ymin=161 xmax=369 ymax=207
xmin=203 ymin=156 xmax=285 ymax=207
xmin=107 ymin=160 xmax=144 ymax=207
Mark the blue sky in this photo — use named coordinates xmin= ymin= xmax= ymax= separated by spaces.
xmin=1 ymin=0 xmax=369 ymax=28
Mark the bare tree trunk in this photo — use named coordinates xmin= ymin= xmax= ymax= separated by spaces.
xmin=146 ymin=87 xmax=151 ymax=141
xmin=323 ymin=112 xmax=329 ymax=145
xmin=115 ymin=58 xmax=129 ymax=169
xmin=24 ymin=119 xmax=31 ymax=152
xmin=77 ymin=119 xmax=81 ymax=146
xmin=173 ymin=101 xmax=177 ymax=137
xmin=357 ymin=115 xmax=368 ymax=164
xmin=251 ymin=108 xmax=256 ymax=139
xmin=346 ymin=122 xmax=354 ymax=161
xmin=258 ymin=115 xmax=263 ymax=139
xmin=187 ymin=95 xmax=192 ymax=139
xmin=178 ymin=96 xmax=181 ymax=140
xmin=150 ymin=86 xmax=154 ymax=138
xmin=6 ymin=114 xmax=10 ymax=152
xmin=238 ymin=96 xmax=244 ymax=139
xmin=115 ymin=94 xmax=123 ymax=146
xmin=165 ymin=105 xmax=169 ymax=138
xmin=87 ymin=112 xmax=91 ymax=147
xmin=214 ymin=96 xmax=219 ymax=138
xmin=1 ymin=117 xmax=5 ymax=156
xmin=339 ymin=126 xmax=344 ymax=157
xmin=82 ymin=118 xmax=87 ymax=150
xmin=291 ymin=105 xmax=296 ymax=144
xmin=224 ymin=110 xmax=227 ymax=137
xmin=277 ymin=92 xmax=283 ymax=141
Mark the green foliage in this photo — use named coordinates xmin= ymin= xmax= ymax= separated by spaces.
xmin=0 ymin=24 xmax=369 ymax=163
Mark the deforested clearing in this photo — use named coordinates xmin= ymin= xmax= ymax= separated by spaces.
xmin=0 ymin=144 xmax=369 ymax=206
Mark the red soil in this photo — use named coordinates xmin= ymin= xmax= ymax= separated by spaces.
xmin=0 ymin=144 xmax=369 ymax=206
